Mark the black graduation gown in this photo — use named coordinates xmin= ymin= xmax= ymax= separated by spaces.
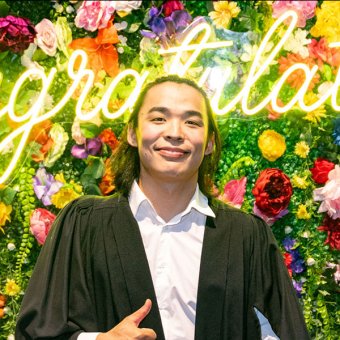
xmin=15 ymin=195 xmax=310 ymax=340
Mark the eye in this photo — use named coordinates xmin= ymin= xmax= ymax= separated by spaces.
xmin=186 ymin=119 xmax=202 ymax=127
xmin=151 ymin=117 xmax=166 ymax=122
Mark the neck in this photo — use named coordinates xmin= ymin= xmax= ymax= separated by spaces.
xmin=138 ymin=175 xmax=198 ymax=222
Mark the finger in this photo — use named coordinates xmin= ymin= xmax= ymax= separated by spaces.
xmin=140 ymin=327 xmax=157 ymax=339
xmin=129 ymin=299 xmax=152 ymax=326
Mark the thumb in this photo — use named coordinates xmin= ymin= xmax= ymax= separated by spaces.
xmin=129 ymin=299 xmax=152 ymax=326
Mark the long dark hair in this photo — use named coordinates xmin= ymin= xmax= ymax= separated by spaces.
xmin=110 ymin=75 xmax=221 ymax=197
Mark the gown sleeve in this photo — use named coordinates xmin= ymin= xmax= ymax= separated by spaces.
xmin=250 ymin=215 xmax=311 ymax=340
xmin=15 ymin=197 xmax=98 ymax=340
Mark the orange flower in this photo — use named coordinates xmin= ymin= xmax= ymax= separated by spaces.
xmin=99 ymin=158 xmax=115 ymax=195
xmin=278 ymin=53 xmax=320 ymax=91
xmin=69 ymin=20 xmax=119 ymax=78
xmin=267 ymin=99 xmax=284 ymax=120
xmin=99 ymin=128 xmax=119 ymax=151
xmin=28 ymin=119 xmax=53 ymax=144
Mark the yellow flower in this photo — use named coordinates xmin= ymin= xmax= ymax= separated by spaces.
xmin=55 ymin=173 xmax=66 ymax=183
xmin=0 ymin=202 xmax=12 ymax=232
xmin=209 ymin=1 xmax=240 ymax=29
xmin=291 ymin=175 xmax=308 ymax=189
xmin=4 ymin=279 xmax=20 ymax=296
xmin=296 ymin=204 xmax=311 ymax=220
xmin=258 ymin=130 xmax=286 ymax=162
xmin=51 ymin=187 xmax=80 ymax=209
xmin=294 ymin=141 xmax=310 ymax=158
xmin=303 ymin=92 xmax=327 ymax=124
xmin=310 ymin=1 xmax=340 ymax=43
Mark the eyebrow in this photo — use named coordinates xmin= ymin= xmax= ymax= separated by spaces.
xmin=147 ymin=106 xmax=203 ymax=118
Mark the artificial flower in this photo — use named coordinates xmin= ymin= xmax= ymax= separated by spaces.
xmin=55 ymin=17 xmax=72 ymax=57
xmin=209 ymin=1 xmax=240 ymax=29
xmin=317 ymin=81 xmax=333 ymax=99
xmin=35 ymin=19 xmax=57 ymax=57
xmin=296 ymin=204 xmax=311 ymax=220
xmin=310 ymin=158 xmax=335 ymax=184
xmin=111 ymin=1 xmax=142 ymax=17
xmin=253 ymin=203 xmax=289 ymax=226
xmin=0 ymin=294 xmax=6 ymax=319
xmin=252 ymin=168 xmax=293 ymax=217
xmin=99 ymin=158 xmax=115 ymax=195
xmin=71 ymin=137 xmax=103 ymax=159
xmin=51 ymin=185 xmax=81 ymax=209
xmin=98 ymin=128 xmax=119 ymax=151
xmin=303 ymin=92 xmax=327 ymax=124
xmin=258 ymin=130 xmax=286 ymax=162
xmin=294 ymin=141 xmax=310 ymax=158
xmin=0 ymin=15 xmax=36 ymax=54
xmin=30 ymin=208 xmax=56 ymax=245
xmin=313 ymin=165 xmax=340 ymax=219
xmin=310 ymin=1 xmax=340 ymax=43
xmin=4 ymin=279 xmax=20 ymax=296
xmin=218 ymin=177 xmax=247 ymax=209
xmin=278 ymin=53 xmax=319 ymax=91
xmin=283 ymin=28 xmax=311 ymax=58
xmin=141 ymin=5 xmax=192 ymax=45
xmin=20 ymin=42 xmax=45 ymax=75
xmin=0 ymin=201 xmax=12 ymax=232
xmin=267 ymin=99 xmax=284 ymax=120
xmin=292 ymin=279 xmax=304 ymax=298
xmin=334 ymin=264 xmax=340 ymax=284
xmin=333 ymin=118 xmax=340 ymax=146
xmin=33 ymin=168 xmax=64 ymax=206
xmin=306 ymin=258 xmax=316 ymax=266
xmin=318 ymin=214 xmax=340 ymax=250
xmin=308 ymin=38 xmax=340 ymax=68
xmin=43 ymin=124 xmax=69 ymax=167
xmin=283 ymin=236 xmax=296 ymax=251
xmin=71 ymin=120 xmax=86 ymax=145
xmin=272 ymin=1 xmax=317 ymax=28
xmin=69 ymin=20 xmax=119 ymax=78
xmin=75 ymin=1 xmax=115 ymax=32
xmin=163 ymin=0 xmax=185 ymax=17
xmin=291 ymin=175 xmax=308 ymax=189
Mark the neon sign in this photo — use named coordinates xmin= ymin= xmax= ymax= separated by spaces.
xmin=0 ymin=10 xmax=339 ymax=184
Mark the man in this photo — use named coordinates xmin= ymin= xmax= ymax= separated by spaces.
xmin=16 ymin=75 xmax=310 ymax=339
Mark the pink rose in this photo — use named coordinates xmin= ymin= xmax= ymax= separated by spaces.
xmin=313 ymin=165 xmax=340 ymax=219
xmin=219 ymin=177 xmax=247 ymax=209
xmin=272 ymin=1 xmax=317 ymax=28
xmin=35 ymin=19 xmax=57 ymax=56
xmin=30 ymin=208 xmax=56 ymax=245
xmin=75 ymin=1 xmax=115 ymax=32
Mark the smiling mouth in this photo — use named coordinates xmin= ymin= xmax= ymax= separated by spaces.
xmin=156 ymin=147 xmax=190 ymax=158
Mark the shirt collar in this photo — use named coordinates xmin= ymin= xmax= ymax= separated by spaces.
xmin=128 ymin=180 xmax=215 ymax=223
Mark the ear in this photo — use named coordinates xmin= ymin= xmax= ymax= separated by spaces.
xmin=127 ymin=126 xmax=138 ymax=147
xmin=204 ymin=134 xmax=214 ymax=156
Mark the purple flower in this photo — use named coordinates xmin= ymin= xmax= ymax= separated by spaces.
xmin=141 ymin=6 xmax=191 ymax=42
xmin=292 ymin=279 xmax=303 ymax=298
xmin=333 ymin=118 xmax=340 ymax=146
xmin=0 ymin=15 xmax=36 ymax=54
xmin=291 ymin=258 xmax=306 ymax=274
xmin=71 ymin=137 xmax=103 ymax=159
xmin=33 ymin=168 xmax=64 ymax=206
xmin=283 ymin=237 xmax=296 ymax=251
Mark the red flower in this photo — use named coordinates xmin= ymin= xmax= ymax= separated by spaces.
xmin=163 ymin=0 xmax=185 ymax=17
xmin=99 ymin=128 xmax=119 ymax=151
xmin=0 ymin=15 xmax=36 ymax=54
xmin=99 ymin=158 xmax=115 ymax=195
xmin=284 ymin=252 xmax=293 ymax=277
xmin=0 ymin=294 xmax=6 ymax=319
xmin=318 ymin=215 xmax=340 ymax=250
xmin=310 ymin=158 xmax=335 ymax=184
xmin=308 ymin=38 xmax=340 ymax=68
xmin=252 ymin=168 xmax=293 ymax=217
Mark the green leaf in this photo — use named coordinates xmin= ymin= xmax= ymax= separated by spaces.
xmin=32 ymin=48 xmax=48 ymax=62
xmin=83 ymin=158 xmax=104 ymax=179
xmin=80 ymin=123 xmax=100 ymax=138
xmin=0 ymin=1 xmax=9 ymax=16
xmin=0 ymin=186 xmax=17 ymax=205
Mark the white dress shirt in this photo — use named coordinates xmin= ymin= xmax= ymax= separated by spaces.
xmin=79 ymin=181 xmax=215 ymax=340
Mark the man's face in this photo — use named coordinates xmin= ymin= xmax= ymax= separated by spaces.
xmin=128 ymin=81 xmax=214 ymax=183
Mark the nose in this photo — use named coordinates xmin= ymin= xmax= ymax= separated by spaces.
xmin=165 ymin=120 xmax=184 ymax=141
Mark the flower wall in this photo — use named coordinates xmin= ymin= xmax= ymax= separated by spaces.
xmin=0 ymin=1 xmax=339 ymax=338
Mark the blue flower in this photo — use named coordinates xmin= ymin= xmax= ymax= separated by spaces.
xmin=332 ymin=118 xmax=340 ymax=146
xmin=283 ymin=237 xmax=296 ymax=251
